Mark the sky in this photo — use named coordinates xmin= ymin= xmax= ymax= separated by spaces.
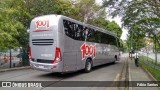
xmin=95 ymin=0 xmax=128 ymax=41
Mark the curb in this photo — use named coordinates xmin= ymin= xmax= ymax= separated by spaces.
xmin=0 ymin=66 xmax=31 ymax=72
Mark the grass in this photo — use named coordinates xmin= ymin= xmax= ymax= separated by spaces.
xmin=139 ymin=57 xmax=160 ymax=81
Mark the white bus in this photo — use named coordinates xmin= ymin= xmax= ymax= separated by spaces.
xmin=29 ymin=14 xmax=120 ymax=73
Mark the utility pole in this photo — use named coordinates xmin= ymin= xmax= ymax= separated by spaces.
xmin=131 ymin=30 xmax=133 ymax=60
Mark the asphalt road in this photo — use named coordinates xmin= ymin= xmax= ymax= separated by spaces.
xmin=0 ymin=53 xmax=128 ymax=90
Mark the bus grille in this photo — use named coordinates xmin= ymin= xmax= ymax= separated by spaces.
xmin=32 ymin=39 xmax=54 ymax=45
xmin=32 ymin=58 xmax=53 ymax=63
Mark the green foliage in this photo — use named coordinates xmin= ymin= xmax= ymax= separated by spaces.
xmin=126 ymin=35 xmax=145 ymax=50
xmin=88 ymin=17 xmax=122 ymax=39
xmin=103 ymin=0 xmax=160 ymax=50
xmin=57 ymin=0 xmax=104 ymax=23
xmin=0 ymin=0 xmax=123 ymax=50
xmin=106 ymin=21 xmax=122 ymax=38
xmin=0 ymin=0 xmax=31 ymax=50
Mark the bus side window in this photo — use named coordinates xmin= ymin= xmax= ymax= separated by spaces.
xmin=63 ymin=19 xmax=119 ymax=45
xmin=63 ymin=19 xmax=87 ymax=41
xmin=85 ymin=28 xmax=88 ymax=40
xmin=101 ymin=33 xmax=107 ymax=44
xmin=78 ymin=24 xmax=84 ymax=41
xmin=63 ymin=20 xmax=73 ymax=38
xmin=63 ymin=20 xmax=70 ymax=36
xmin=82 ymin=27 xmax=87 ymax=40
xmin=87 ymin=28 xmax=95 ymax=42
xmin=75 ymin=24 xmax=80 ymax=40
xmin=94 ymin=31 xmax=102 ymax=43
xmin=69 ymin=21 xmax=75 ymax=39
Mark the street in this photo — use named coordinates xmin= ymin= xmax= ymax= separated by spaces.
xmin=0 ymin=0 xmax=160 ymax=90
xmin=0 ymin=54 xmax=128 ymax=90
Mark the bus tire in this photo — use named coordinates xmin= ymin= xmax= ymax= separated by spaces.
xmin=112 ymin=60 xmax=116 ymax=64
xmin=84 ymin=59 xmax=92 ymax=73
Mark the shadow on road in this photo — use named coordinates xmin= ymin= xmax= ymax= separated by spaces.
xmin=37 ymin=61 xmax=120 ymax=79
xmin=91 ymin=62 xmax=119 ymax=72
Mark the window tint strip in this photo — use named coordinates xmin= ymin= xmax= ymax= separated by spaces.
xmin=63 ymin=19 xmax=118 ymax=46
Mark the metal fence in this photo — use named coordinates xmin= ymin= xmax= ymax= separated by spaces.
xmin=140 ymin=53 xmax=160 ymax=70
xmin=0 ymin=48 xmax=29 ymax=70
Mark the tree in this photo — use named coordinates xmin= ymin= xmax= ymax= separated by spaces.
xmin=0 ymin=0 xmax=31 ymax=49
xmin=103 ymin=0 xmax=160 ymax=49
xmin=0 ymin=0 xmax=123 ymax=50
xmin=0 ymin=0 xmax=74 ymax=49
xmin=68 ymin=0 xmax=102 ymax=23
xmin=27 ymin=0 xmax=74 ymax=17
xmin=88 ymin=17 xmax=122 ymax=39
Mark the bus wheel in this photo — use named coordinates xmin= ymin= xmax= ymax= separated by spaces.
xmin=112 ymin=60 xmax=116 ymax=64
xmin=84 ymin=59 xmax=92 ymax=73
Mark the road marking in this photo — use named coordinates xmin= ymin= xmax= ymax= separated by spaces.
xmin=106 ymin=58 xmax=127 ymax=90
xmin=114 ymin=73 xmax=120 ymax=81
xmin=114 ymin=73 xmax=121 ymax=90
xmin=106 ymin=88 xmax=110 ymax=90
xmin=106 ymin=73 xmax=120 ymax=90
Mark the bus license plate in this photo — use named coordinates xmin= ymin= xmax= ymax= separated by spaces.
xmin=39 ymin=65 xmax=44 ymax=68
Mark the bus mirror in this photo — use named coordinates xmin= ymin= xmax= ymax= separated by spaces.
xmin=27 ymin=29 xmax=30 ymax=33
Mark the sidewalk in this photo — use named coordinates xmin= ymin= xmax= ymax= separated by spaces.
xmin=128 ymin=58 xmax=160 ymax=90
xmin=0 ymin=66 xmax=30 ymax=72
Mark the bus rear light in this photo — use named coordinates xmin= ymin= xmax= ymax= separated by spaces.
xmin=29 ymin=47 xmax=32 ymax=61
xmin=53 ymin=47 xmax=62 ymax=63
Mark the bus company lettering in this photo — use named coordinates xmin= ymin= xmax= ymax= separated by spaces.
xmin=80 ymin=43 xmax=96 ymax=60
xmin=36 ymin=20 xmax=49 ymax=29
